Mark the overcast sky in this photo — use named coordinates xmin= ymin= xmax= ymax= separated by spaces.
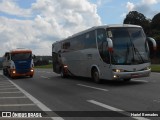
xmin=0 ymin=0 xmax=160 ymax=56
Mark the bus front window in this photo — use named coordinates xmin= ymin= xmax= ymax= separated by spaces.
xmin=11 ymin=53 xmax=31 ymax=61
xmin=106 ymin=27 xmax=150 ymax=65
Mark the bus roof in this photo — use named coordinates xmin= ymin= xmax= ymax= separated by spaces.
xmin=53 ymin=24 xmax=142 ymax=44
xmin=72 ymin=24 xmax=141 ymax=37
xmin=10 ymin=48 xmax=32 ymax=54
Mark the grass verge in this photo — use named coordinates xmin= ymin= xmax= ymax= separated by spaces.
xmin=151 ymin=64 xmax=160 ymax=72
xmin=34 ymin=64 xmax=160 ymax=72
xmin=35 ymin=64 xmax=52 ymax=69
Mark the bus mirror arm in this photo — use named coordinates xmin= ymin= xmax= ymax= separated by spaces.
xmin=107 ymin=38 xmax=113 ymax=68
xmin=147 ymin=37 xmax=157 ymax=51
xmin=32 ymin=54 xmax=36 ymax=59
xmin=107 ymin=38 xmax=113 ymax=52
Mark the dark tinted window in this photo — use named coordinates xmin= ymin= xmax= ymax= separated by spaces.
xmin=70 ymin=36 xmax=85 ymax=50
xmin=62 ymin=41 xmax=70 ymax=49
xmin=97 ymin=28 xmax=110 ymax=63
xmin=84 ymin=30 xmax=96 ymax=48
xmin=62 ymin=30 xmax=96 ymax=52
xmin=11 ymin=53 xmax=31 ymax=60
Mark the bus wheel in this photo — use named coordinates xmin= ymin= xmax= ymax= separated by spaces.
xmin=92 ymin=69 xmax=101 ymax=83
xmin=30 ymin=75 xmax=33 ymax=78
xmin=10 ymin=75 xmax=15 ymax=79
xmin=3 ymin=69 xmax=7 ymax=76
xmin=61 ymin=68 xmax=67 ymax=78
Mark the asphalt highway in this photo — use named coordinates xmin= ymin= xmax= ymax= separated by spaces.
xmin=0 ymin=69 xmax=160 ymax=120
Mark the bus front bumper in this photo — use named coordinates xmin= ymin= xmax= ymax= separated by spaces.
xmin=113 ymin=69 xmax=151 ymax=80
xmin=10 ymin=69 xmax=34 ymax=77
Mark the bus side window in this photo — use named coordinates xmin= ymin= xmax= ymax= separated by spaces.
xmin=97 ymin=29 xmax=105 ymax=55
xmin=84 ymin=30 xmax=96 ymax=49
xmin=97 ymin=29 xmax=110 ymax=63
xmin=62 ymin=41 xmax=70 ymax=52
xmin=7 ymin=54 xmax=10 ymax=60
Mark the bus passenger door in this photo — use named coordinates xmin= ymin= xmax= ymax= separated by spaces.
xmin=52 ymin=52 xmax=61 ymax=74
xmin=87 ymin=54 xmax=93 ymax=59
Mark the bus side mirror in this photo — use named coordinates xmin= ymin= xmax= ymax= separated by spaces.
xmin=32 ymin=55 xmax=36 ymax=59
xmin=107 ymin=38 xmax=113 ymax=52
xmin=147 ymin=37 xmax=157 ymax=51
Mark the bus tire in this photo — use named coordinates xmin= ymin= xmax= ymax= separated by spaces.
xmin=92 ymin=68 xmax=101 ymax=83
xmin=30 ymin=75 xmax=33 ymax=78
xmin=9 ymin=73 xmax=14 ymax=79
xmin=10 ymin=75 xmax=14 ymax=79
xmin=3 ymin=69 xmax=7 ymax=76
xmin=60 ymin=68 xmax=67 ymax=78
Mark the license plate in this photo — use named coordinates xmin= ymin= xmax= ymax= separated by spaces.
xmin=131 ymin=74 xmax=139 ymax=78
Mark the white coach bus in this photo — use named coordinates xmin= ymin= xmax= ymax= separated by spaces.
xmin=52 ymin=24 xmax=156 ymax=83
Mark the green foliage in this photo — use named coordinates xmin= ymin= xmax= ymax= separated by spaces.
xmin=123 ymin=11 xmax=151 ymax=34
xmin=124 ymin=11 xmax=147 ymax=24
xmin=35 ymin=64 xmax=52 ymax=69
xmin=150 ymin=13 xmax=160 ymax=40
xmin=124 ymin=11 xmax=160 ymax=40
xmin=154 ymin=33 xmax=160 ymax=40
xmin=151 ymin=13 xmax=160 ymax=31
xmin=151 ymin=65 xmax=160 ymax=72
xmin=123 ymin=11 xmax=160 ymax=63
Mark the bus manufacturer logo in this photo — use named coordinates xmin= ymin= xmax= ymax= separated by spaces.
xmin=133 ymin=68 xmax=136 ymax=71
xmin=19 ymin=61 xmax=27 ymax=63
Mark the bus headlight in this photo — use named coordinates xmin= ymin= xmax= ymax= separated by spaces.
xmin=144 ymin=67 xmax=151 ymax=70
xmin=113 ymin=69 xmax=124 ymax=72
xmin=31 ymin=69 xmax=34 ymax=72
xmin=13 ymin=70 xmax=16 ymax=74
xmin=116 ymin=69 xmax=121 ymax=72
xmin=142 ymin=67 xmax=151 ymax=71
xmin=147 ymin=67 xmax=151 ymax=70
xmin=114 ymin=75 xmax=117 ymax=78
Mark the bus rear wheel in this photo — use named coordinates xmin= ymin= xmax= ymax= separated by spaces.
xmin=92 ymin=68 xmax=101 ymax=83
xmin=60 ymin=68 xmax=67 ymax=78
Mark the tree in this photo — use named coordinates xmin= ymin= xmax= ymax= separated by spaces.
xmin=151 ymin=13 xmax=160 ymax=63
xmin=123 ymin=11 xmax=151 ymax=34
xmin=151 ymin=13 xmax=160 ymax=30
xmin=151 ymin=13 xmax=160 ymax=40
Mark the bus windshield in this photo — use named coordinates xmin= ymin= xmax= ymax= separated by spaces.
xmin=11 ymin=53 xmax=31 ymax=61
xmin=107 ymin=27 xmax=150 ymax=65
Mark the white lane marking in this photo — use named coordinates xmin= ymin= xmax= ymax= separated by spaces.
xmin=0 ymin=81 xmax=11 ymax=83
xmin=0 ymin=96 xmax=27 ymax=99
xmin=0 ymin=83 xmax=13 ymax=86
xmin=0 ymin=83 xmax=13 ymax=85
xmin=0 ymin=104 xmax=35 ymax=107
xmin=131 ymin=79 xmax=149 ymax=83
xmin=41 ymin=76 xmax=50 ymax=79
xmin=87 ymin=100 xmax=150 ymax=120
xmin=77 ymin=84 xmax=108 ymax=92
xmin=0 ymin=91 xmax=21 ymax=93
xmin=153 ymin=99 xmax=160 ymax=103
xmin=0 ymin=88 xmax=17 ymax=90
xmin=5 ymin=76 xmax=64 ymax=120
xmin=0 ymin=85 xmax=14 ymax=88
xmin=88 ymin=100 xmax=122 ymax=111
xmin=0 ymin=84 xmax=14 ymax=87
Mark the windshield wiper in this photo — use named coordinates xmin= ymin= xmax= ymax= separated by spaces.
xmin=127 ymin=32 xmax=144 ymax=64
xmin=125 ymin=43 xmax=131 ymax=64
xmin=132 ymin=43 xmax=145 ymax=63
